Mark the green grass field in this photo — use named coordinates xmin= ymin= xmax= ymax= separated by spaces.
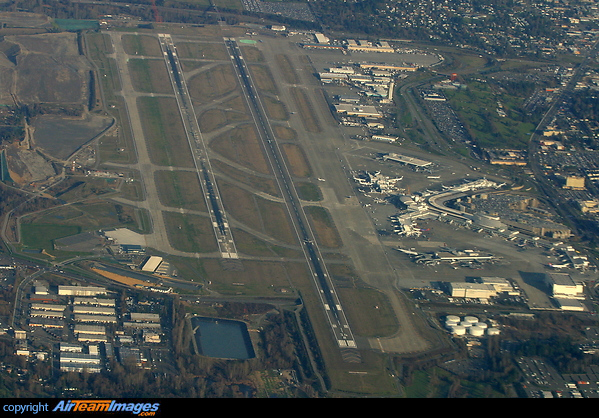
xmin=163 ymin=211 xmax=219 ymax=253
xmin=137 ymin=96 xmax=195 ymax=168
xmin=444 ymin=80 xmax=536 ymax=150
xmin=21 ymin=224 xmax=81 ymax=251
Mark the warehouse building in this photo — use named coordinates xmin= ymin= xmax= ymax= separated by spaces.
xmin=30 ymin=309 xmax=65 ymax=319
xmin=130 ymin=312 xmax=160 ymax=323
xmin=555 ymin=298 xmax=586 ymax=312
xmin=58 ymin=285 xmax=107 ymax=297
xmin=73 ymin=306 xmax=116 ymax=316
xmin=479 ymin=277 xmax=520 ymax=295
xmin=73 ymin=297 xmax=116 ymax=307
xmin=346 ymin=39 xmax=395 ymax=53
xmin=318 ymin=72 xmax=349 ymax=82
xmin=139 ymin=256 xmax=172 ymax=276
xmin=28 ymin=318 xmax=64 ymax=329
xmin=77 ymin=334 xmax=108 ymax=343
xmin=74 ymin=314 xmax=117 ymax=324
xmin=334 ymin=104 xmax=383 ymax=118
xmin=448 ymin=282 xmax=498 ymax=299
xmin=30 ymin=303 xmax=66 ymax=311
xmin=29 ymin=303 xmax=66 ymax=319
xmin=60 ymin=343 xmax=83 ymax=353
xmin=314 ymin=32 xmax=329 ymax=44
xmin=123 ymin=321 xmax=161 ymax=330
xmin=140 ymin=256 xmax=163 ymax=272
xmin=74 ymin=324 xmax=106 ymax=335
xmin=143 ymin=330 xmax=161 ymax=343
xmin=60 ymin=351 xmax=102 ymax=373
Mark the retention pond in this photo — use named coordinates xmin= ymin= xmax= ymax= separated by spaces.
xmin=190 ymin=316 xmax=255 ymax=360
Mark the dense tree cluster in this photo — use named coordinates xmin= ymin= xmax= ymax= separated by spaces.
xmin=571 ymin=90 xmax=599 ymax=121
xmin=0 ymin=183 xmax=27 ymax=217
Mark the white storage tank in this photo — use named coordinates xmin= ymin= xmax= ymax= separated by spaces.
xmin=469 ymin=326 xmax=485 ymax=336
xmin=464 ymin=316 xmax=479 ymax=324
xmin=445 ymin=321 xmax=458 ymax=329
xmin=446 ymin=315 xmax=461 ymax=323
xmin=475 ymin=322 xmax=488 ymax=329
xmin=460 ymin=320 xmax=473 ymax=327
xmin=451 ymin=325 xmax=466 ymax=335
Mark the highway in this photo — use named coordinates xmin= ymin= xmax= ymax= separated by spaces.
xmin=157 ymin=33 xmax=238 ymax=259
xmin=223 ymin=37 xmax=360 ymax=362
xmin=527 ymin=35 xmax=599 ymax=242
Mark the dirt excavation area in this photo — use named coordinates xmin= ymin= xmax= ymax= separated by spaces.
xmin=0 ymin=30 xmax=114 ymax=186
xmin=0 ymin=31 xmax=91 ymax=105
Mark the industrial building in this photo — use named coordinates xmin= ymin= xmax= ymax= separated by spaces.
xmin=139 ymin=255 xmax=172 ymax=276
xmin=487 ymin=149 xmax=527 ymax=166
xmin=74 ymin=314 xmax=117 ymax=324
xmin=555 ymin=298 xmax=586 ymax=312
xmin=59 ymin=351 xmax=102 ymax=373
xmin=328 ymin=66 xmax=354 ymax=74
xmin=130 ymin=312 xmax=160 ymax=323
xmin=28 ymin=318 xmax=63 ymax=328
xmin=30 ymin=309 xmax=65 ymax=319
xmin=123 ymin=321 xmax=161 ymax=330
xmin=29 ymin=303 xmax=66 ymax=320
xmin=30 ymin=303 xmax=66 ymax=312
xmin=318 ymin=72 xmax=348 ymax=82
xmin=577 ymin=199 xmax=599 ymax=214
xmin=77 ymin=334 xmax=108 ymax=343
xmin=314 ymin=33 xmax=330 ymax=44
xmin=545 ymin=273 xmax=584 ymax=299
xmin=346 ymin=39 xmax=395 ymax=53
xmin=73 ymin=306 xmax=116 ymax=316
xmin=564 ymin=176 xmax=585 ymax=190
xmin=73 ymin=297 xmax=116 ymax=307
xmin=74 ymin=324 xmax=106 ymax=335
xmin=141 ymin=256 xmax=163 ymax=272
xmin=448 ymin=282 xmax=498 ymax=299
xmin=143 ymin=331 xmax=161 ymax=343
xmin=60 ymin=343 xmax=83 ymax=353
xmin=334 ymin=104 xmax=383 ymax=118
xmin=58 ymin=285 xmax=107 ymax=297
xmin=479 ymin=277 xmax=520 ymax=295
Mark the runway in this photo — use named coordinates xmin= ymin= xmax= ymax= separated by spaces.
xmin=157 ymin=33 xmax=238 ymax=260
xmin=223 ymin=37 xmax=360 ymax=362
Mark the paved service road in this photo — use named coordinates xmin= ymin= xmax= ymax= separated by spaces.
xmin=107 ymin=31 xmax=175 ymax=255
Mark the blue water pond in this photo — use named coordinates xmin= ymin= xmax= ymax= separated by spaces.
xmin=191 ymin=316 xmax=255 ymax=360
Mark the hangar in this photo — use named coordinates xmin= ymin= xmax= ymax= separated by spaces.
xmin=334 ymin=104 xmax=383 ymax=118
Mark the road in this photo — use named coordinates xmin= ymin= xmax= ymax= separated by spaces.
xmin=223 ymin=37 xmax=360 ymax=362
xmin=527 ymin=35 xmax=599 ymax=241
